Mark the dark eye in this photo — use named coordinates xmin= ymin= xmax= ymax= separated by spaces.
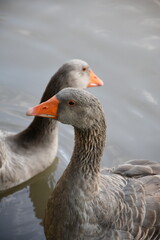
xmin=82 ymin=67 xmax=87 ymax=71
xmin=68 ymin=100 xmax=75 ymax=106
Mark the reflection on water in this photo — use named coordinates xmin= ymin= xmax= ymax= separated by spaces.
xmin=0 ymin=157 xmax=59 ymax=240
xmin=0 ymin=188 xmax=45 ymax=240
xmin=0 ymin=0 xmax=160 ymax=239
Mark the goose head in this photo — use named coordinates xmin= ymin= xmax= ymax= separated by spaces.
xmin=40 ymin=59 xmax=103 ymax=103
xmin=27 ymin=88 xmax=103 ymax=129
xmin=54 ymin=59 xmax=103 ymax=89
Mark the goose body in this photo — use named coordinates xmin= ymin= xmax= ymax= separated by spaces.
xmin=0 ymin=60 xmax=103 ymax=190
xmin=27 ymin=88 xmax=160 ymax=240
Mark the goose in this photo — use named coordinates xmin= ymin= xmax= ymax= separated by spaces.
xmin=27 ymin=88 xmax=160 ymax=240
xmin=0 ymin=59 xmax=103 ymax=191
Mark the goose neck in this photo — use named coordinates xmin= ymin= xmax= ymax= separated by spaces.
xmin=71 ymin=119 xmax=106 ymax=177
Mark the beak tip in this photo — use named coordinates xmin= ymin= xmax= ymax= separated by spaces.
xmin=99 ymin=80 xmax=104 ymax=86
xmin=26 ymin=107 xmax=34 ymax=116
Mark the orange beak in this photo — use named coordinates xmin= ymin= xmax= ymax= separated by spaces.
xmin=88 ymin=69 xmax=103 ymax=87
xmin=26 ymin=96 xmax=59 ymax=119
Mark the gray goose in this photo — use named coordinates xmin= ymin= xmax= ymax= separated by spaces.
xmin=27 ymin=88 xmax=160 ymax=240
xmin=0 ymin=59 xmax=103 ymax=191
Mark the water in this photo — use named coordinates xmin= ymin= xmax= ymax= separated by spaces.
xmin=0 ymin=0 xmax=160 ymax=239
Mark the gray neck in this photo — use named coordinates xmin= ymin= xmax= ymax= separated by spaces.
xmin=69 ymin=117 xmax=106 ymax=179
xmin=55 ymin=116 xmax=106 ymax=205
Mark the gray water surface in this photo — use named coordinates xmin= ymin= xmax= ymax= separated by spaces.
xmin=0 ymin=0 xmax=160 ymax=239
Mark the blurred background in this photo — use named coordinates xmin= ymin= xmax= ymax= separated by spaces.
xmin=0 ymin=0 xmax=160 ymax=239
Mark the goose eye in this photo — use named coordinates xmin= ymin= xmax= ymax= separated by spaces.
xmin=82 ymin=67 xmax=87 ymax=72
xmin=68 ymin=100 xmax=75 ymax=106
